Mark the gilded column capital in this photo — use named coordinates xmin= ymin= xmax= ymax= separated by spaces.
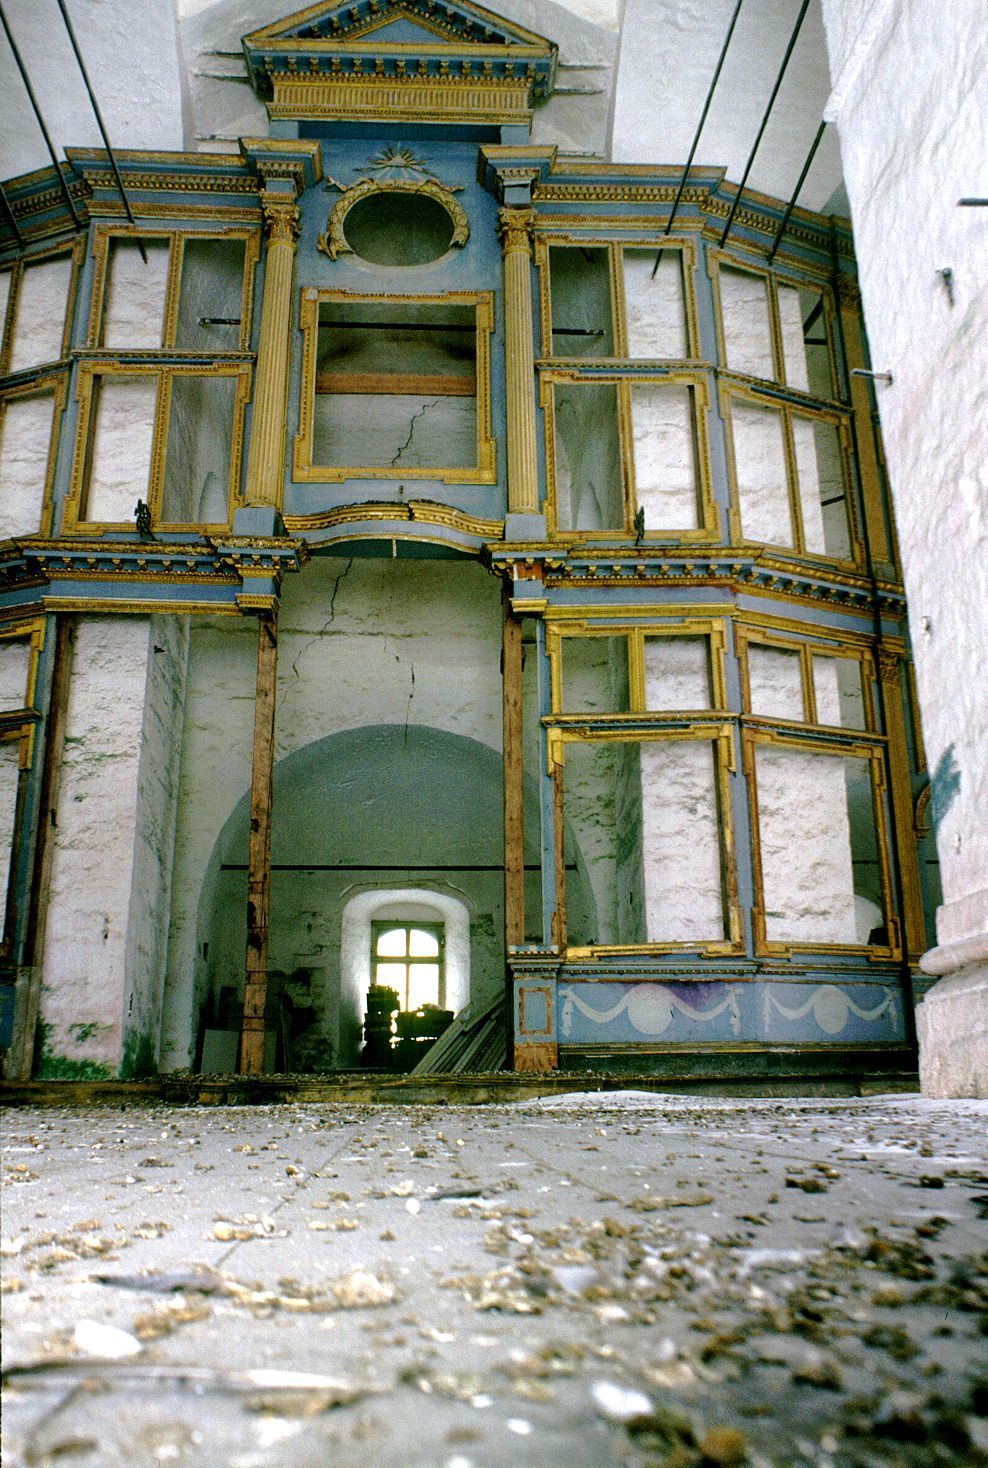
xmin=834 ymin=272 xmax=862 ymax=311
xmin=497 ymin=205 xmax=536 ymax=256
xmin=877 ymin=645 xmax=902 ymax=684
xmin=260 ymin=195 xmax=301 ymax=245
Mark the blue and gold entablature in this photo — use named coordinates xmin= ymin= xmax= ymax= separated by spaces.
xmin=481 ymin=148 xmax=854 ymax=273
xmin=0 ymin=141 xmax=326 ymax=249
xmin=490 ymin=547 xmax=908 ymax=631
xmin=0 ymin=536 xmax=308 ymax=618
xmin=242 ymin=0 xmax=557 ymax=128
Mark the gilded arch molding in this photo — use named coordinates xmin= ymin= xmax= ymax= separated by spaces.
xmin=317 ymin=178 xmax=469 ymax=261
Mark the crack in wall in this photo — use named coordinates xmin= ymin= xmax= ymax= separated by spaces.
xmin=280 ymin=557 xmax=354 ymax=717
xmin=391 ymin=399 xmax=440 ymax=467
xmin=403 ymin=663 xmax=415 ymax=747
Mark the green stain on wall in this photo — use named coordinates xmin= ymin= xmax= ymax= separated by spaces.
xmin=121 ymin=1029 xmax=157 ymax=1079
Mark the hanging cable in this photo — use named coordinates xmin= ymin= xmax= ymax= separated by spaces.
xmin=767 ymin=117 xmax=827 ymax=264
xmin=0 ymin=1 xmax=82 ymax=230
xmin=652 ymin=0 xmax=744 ymax=277
xmin=0 ymin=178 xmax=25 ymax=248
xmin=719 ymin=0 xmax=812 ymax=249
xmin=53 ymin=0 xmax=147 ymax=262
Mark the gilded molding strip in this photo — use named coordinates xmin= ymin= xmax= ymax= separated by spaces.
xmin=293 ymin=289 xmax=495 ymax=484
xmin=269 ymin=75 xmax=532 ymax=123
xmin=283 ymin=502 xmax=502 ymax=537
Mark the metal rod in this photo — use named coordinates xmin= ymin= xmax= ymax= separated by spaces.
xmin=0 ymin=2 xmax=82 ymax=230
xmin=850 ymin=368 xmax=893 ymax=385
xmin=653 ymin=0 xmax=744 ymax=276
xmin=719 ymin=0 xmax=812 ymax=249
xmin=0 ymin=178 xmax=25 ymax=248
xmin=52 ymin=0 xmax=146 ymax=262
xmin=767 ymin=117 xmax=827 ymax=264
xmin=958 ymin=198 xmax=988 ymax=206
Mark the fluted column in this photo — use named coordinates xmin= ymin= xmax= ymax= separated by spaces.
xmin=498 ymin=206 xmax=539 ymax=516
xmin=243 ymin=192 xmax=300 ymax=509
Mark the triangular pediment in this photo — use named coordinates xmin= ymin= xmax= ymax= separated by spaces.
xmin=245 ymin=0 xmax=550 ymax=52
xmin=243 ymin=0 xmax=557 ymax=118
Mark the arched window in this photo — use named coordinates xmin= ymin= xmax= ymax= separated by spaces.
xmin=371 ymin=921 xmax=444 ymax=1011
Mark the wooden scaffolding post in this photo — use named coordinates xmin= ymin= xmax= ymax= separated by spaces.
xmin=502 ymin=594 xmax=525 ymax=953
xmin=238 ymin=610 xmax=279 ymax=1075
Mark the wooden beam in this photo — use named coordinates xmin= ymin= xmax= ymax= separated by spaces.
xmin=10 ymin=617 xmax=73 ymax=1081
xmin=238 ymin=610 xmax=278 ymax=1076
xmin=315 ymin=370 xmax=476 ymax=397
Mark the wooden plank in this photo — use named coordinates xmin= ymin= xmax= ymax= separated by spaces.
xmin=238 ymin=610 xmax=278 ymax=1076
xmin=9 ymin=617 xmax=73 ymax=1081
xmin=315 ymin=371 xmax=476 ymax=397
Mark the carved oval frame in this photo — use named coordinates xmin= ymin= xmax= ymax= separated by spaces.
xmin=318 ymin=178 xmax=469 ymax=262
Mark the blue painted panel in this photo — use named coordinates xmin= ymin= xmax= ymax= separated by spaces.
xmin=558 ymin=978 xmax=905 ymax=1046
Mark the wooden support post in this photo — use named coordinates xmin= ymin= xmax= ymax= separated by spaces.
xmin=239 ymin=610 xmax=278 ymax=1075
xmin=8 ymin=617 xmax=73 ymax=1081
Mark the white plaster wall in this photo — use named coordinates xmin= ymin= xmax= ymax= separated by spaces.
xmin=102 ymin=241 xmax=169 ymax=350
xmin=640 ymin=740 xmax=725 ymax=943
xmin=0 ymin=637 xmax=30 ymax=711
xmin=37 ymin=619 xmax=151 ymax=1072
xmin=0 ymin=391 xmax=55 ymax=538
xmin=731 ymin=398 xmax=792 ymax=546
xmin=631 ymin=383 xmax=699 ymax=530
xmin=644 ymin=635 xmax=710 ymax=710
xmin=0 ymin=740 xmax=21 ymax=915
xmin=821 ymin=0 xmax=988 ymax=948
xmin=8 ymin=256 xmax=72 ymax=372
xmin=623 ymin=253 xmax=687 ymax=359
xmin=0 ymin=0 xmax=187 ymax=178
xmin=122 ymin=615 xmax=189 ymax=1073
xmin=611 ymin=0 xmax=843 ymax=208
xmin=755 ymin=743 xmax=858 ymax=945
xmin=84 ymin=377 xmax=157 ymax=524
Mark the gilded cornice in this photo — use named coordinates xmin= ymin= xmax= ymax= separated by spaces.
xmin=485 ymin=547 xmax=907 ymax=621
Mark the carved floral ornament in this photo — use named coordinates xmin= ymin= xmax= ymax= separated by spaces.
xmin=318 ymin=177 xmax=469 ymax=261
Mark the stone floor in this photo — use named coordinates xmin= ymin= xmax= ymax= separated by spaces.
xmin=2 ymin=1092 xmax=987 ymax=1468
